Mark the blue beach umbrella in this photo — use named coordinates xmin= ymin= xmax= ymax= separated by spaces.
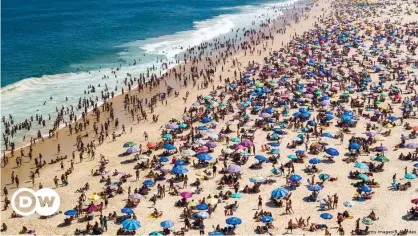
xmin=64 ymin=209 xmax=78 ymax=216
xmin=325 ymin=148 xmax=339 ymax=156
xmin=413 ymin=163 xmax=418 ymax=168
xmin=254 ymin=155 xmax=267 ymax=162
xmin=359 ymin=185 xmax=372 ymax=193
xmin=354 ymin=162 xmax=369 ymax=170
xmin=289 ymin=174 xmax=302 ymax=182
xmin=209 ymin=232 xmax=224 ymax=235
xmin=143 ymin=180 xmax=154 ymax=187
xmin=121 ymin=208 xmax=134 ymax=215
xmin=149 ymin=231 xmax=163 ymax=236
xmin=159 ymin=157 xmax=169 ymax=162
xmin=271 ymin=188 xmax=289 ymax=198
xmin=349 ymin=142 xmax=361 ymax=150
xmin=202 ymin=117 xmax=212 ymax=123
xmin=405 ymin=173 xmax=417 ymax=180
xmin=162 ymin=133 xmax=173 ymax=140
xmin=320 ymin=213 xmax=333 ymax=220
xmin=226 ymin=217 xmax=242 ymax=225
xmin=260 ymin=215 xmax=273 ymax=223
xmin=319 ymin=173 xmax=330 ymax=181
xmin=122 ymin=219 xmax=141 ymax=230
xmin=268 ymin=142 xmax=280 ymax=147
xmin=197 ymin=126 xmax=208 ymax=131
xmin=295 ymin=150 xmax=305 ymax=155
xmin=197 ymin=153 xmax=213 ymax=161
xmin=174 ymin=160 xmax=186 ymax=166
xmin=196 ymin=211 xmax=209 ymax=219
xmin=322 ymin=132 xmax=334 ymax=138
xmin=309 ymin=158 xmax=321 ymax=164
xmin=172 ymin=166 xmax=189 ymax=175
xmin=231 ymin=192 xmax=243 ymax=199
xmin=196 ymin=203 xmax=209 ymax=210
xmin=163 ymin=143 xmax=176 ymax=150
xmin=307 ymin=184 xmax=322 ymax=191
xmin=126 ymin=146 xmax=140 ymax=154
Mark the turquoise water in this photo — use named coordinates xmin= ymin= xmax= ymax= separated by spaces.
xmin=1 ymin=0 xmax=299 ymax=148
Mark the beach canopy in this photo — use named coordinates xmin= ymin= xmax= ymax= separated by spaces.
xmin=271 ymin=187 xmax=289 ymax=199
xmin=64 ymin=209 xmax=78 ymax=216
xmin=309 ymin=158 xmax=321 ymax=164
xmin=196 ymin=203 xmax=209 ymax=210
xmin=320 ymin=213 xmax=333 ymax=220
xmin=289 ymin=174 xmax=302 ymax=182
xmin=172 ymin=166 xmax=189 ymax=174
xmin=122 ymin=219 xmax=141 ymax=230
xmin=260 ymin=215 xmax=273 ymax=223
xmin=163 ymin=143 xmax=176 ymax=150
xmin=325 ymin=148 xmax=339 ymax=156
xmin=307 ymin=184 xmax=322 ymax=191
xmin=160 ymin=220 xmax=175 ymax=229
xmin=226 ymin=217 xmax=242 ymax=225
xmin=121 ymin=207 xmax=134 ymax=215
xmin=227 ymin=164 xmax=242 ymax=173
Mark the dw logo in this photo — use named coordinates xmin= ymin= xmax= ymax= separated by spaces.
xmin=11 ymin=188 xmax=61 ymax=216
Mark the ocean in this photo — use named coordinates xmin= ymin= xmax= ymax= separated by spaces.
xmin=1 ymin=0 xmax=299 ymax=149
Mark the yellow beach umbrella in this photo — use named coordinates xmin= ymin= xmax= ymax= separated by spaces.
xmin=90 ymin=194 xmax=101 ymax=201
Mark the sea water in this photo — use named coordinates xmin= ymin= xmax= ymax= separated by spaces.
xmin=1 ymin=0 xmax=301 ymax=150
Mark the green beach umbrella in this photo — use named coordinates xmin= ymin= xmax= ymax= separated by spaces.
xmin=405 ymin=173 xmax=417 ymax=180
xmin=231 ymin=137 xmax=241 ymax=143
xmin=162 ymin=133 xmax=173 ymax=140
xmin=178 ymin=123 xmax=188 ymax=129
xmin=362 ymin=218 xmax=374 ymax=225
xmin=372 ymin=156 xmax=389 ymax=163
xmin=204 ymin=96 xmax=213 ymax=100
xmin=123 ymin=142 xmax=137 ymax=148
xmin=319 ymin=173 xmax=330 ymax=181
xmin=358 ymin=173 xmax=370 ymax=181
xmin=287 ymin=154 xmax=298 ymax=160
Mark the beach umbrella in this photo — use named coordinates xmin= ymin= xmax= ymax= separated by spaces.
xmin=123 ymin=142 xmax=137 ymax=148
xmin=178 ymin=123 xmax=188 ymax=129
xmin=209 ymin=232 xmax=224 ymax=235
xmin=197 ymin=153 xmax=213 ymax=161
xmin=362 ymin=218 xmax=374 ymax=225
xmin=205 ymin=142 xmax=217 ymax=148
xmin=411 ymin=198 xmax=418 ymax=205
xmin=372 ymin=156 xmax=389 ymax=162
xmin=180 ymin=192 xmax=192 ymax=199
xmin=260 ymin=113 xmax=271 ymax=118
xmin=307 ymin=184 xmax=322 ymax=191
xmin=196 ymin=211 xmax=209 ymax=219
xmin=365 ymin=131 xmax=376 ymax=137
xmin=147 ymin=142 xmax=156 ymax=149
xmin=249 ymin=176 xmax=266 ymax=183
xmin=226 ymin=217 xmax=242 ymax=225
xmin=231 ymin=193 xmax=243 ymax=199
xmin=64 ymin=209 xmax=78 ymax=216
xmin=318 ymin=173 xmax=329 ymax=181
xmin=271 ymin=168 xmax=281 ymax=174
xmin=325 ymin=148 xmax=339 ymax=156
xmin=375 ymin=145 xmax=388 ymax=152
xmin=201 ymin=117 xmax=212 ymax=124
xmin=387 ymin=116 xmax=398 ymax=121
xmin=122 ymin=219 xmax=141 ymax=230
xmin=358 ymin=173 xmax=370 ymax=181
xmin=163 ymin=143 xmax=176 ymax=150
xmin=129 ymin=193 xmax=142 ymax=200
xmin=271 ymin=188 xmax=289 ymax=199
xmin=166 ymin=123 xmax=179 ymax=129
xmin=125 ymin=146 xmax=140 ymax=154
xmin=254 ymin=155 xmax=267 ymax=162
xmin=88 ymin=205 xmax=98 ymax=213
xmin=197 ymin=126 xmax=208 ymax=131
xmin=181 ymin=149 xmax=196 ymax=157
xmin=174 ymin=160 xmax=186 ymax=166
xmin=405 ymin=173 xmax=417 ymax=180
xmin=227 ymin=164 xmax=242 ymax=173
xmin=309 ymin=158 xmax=321 ymax=164
xmin=196 ymin=203 xmax=209 ymax=210
xmin=413 ymin=163 xmax=418 ymax=168
xmin=231 ymin=137 xmax=241 ymax=143
xmin=260 ymin=215 xmax=273 ymax=223
xmin=287 ymin=154 xmax=298 ymax=160
xmin=354 ymin=162 xmax=369 ymax=170
xmin=268 ymin=142 xmax=280 ymax=147
xmin=320 ymin=213 xmax=333 ymax=220
xmin=89 ymin=194 xmax=101 ymax=201
xmin=172 ymin=166 xmax=189 ymax=174
xmin=359 ymin=185 xmax=372 ymax=193
xmin=162 ymin=134 xmax=173 ymax=140
xmin=223 ymin=148 xmax=235 ymax=154
xmin=343 ymin=201 xmax=354 ymax=207
xmin=271 ymin=149 xmax=280 ymax=154
xmin=159 ymin=157 xmax=169 ymax=163
xmin=295 ymin=150 xmax=305 ymax=155
xmin=143 ymin=180 xmax=154 ymax=186
xmin=149 ymin=231 xmax=163 ymax=236
xmin=322 ymin=132 xmax=334 ymax=138
xmin=121 ymin=208 xmax=134 ymax=215
xmin=308 ymin=120 xmax=317 ymax=126
xmin=406 ymin=143 xmax=418 ymax=149
xmin=289 ymin=174 xmax=302 ymax=182
xmin=349 ymin=142 xmax=361 ymax=150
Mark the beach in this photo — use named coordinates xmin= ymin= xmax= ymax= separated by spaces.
xmin=1 ymin=0 xmax=418 ymax=234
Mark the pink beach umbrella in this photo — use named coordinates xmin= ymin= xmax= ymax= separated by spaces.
xmin=196 ymin=146 xmax=209 ymax=153
xmin=180 ymin=192 xmax=193 ymax=199
xmin=88 ymin=205 xmax=98 ymax=213
xmin=241 ymin=139 xmax=253 ymax=147
xmin=235 ymin=144 xmax=246 ymax=150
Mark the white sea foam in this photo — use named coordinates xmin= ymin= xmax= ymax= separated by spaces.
xmin=1 ymin=0 xmax=302 ymax=150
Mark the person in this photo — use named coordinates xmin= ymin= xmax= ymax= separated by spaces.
xmin=286 ymin=219 xmax=293 ymax=234
xmin=199 ymin=222 xmax=205 ymax=235
xmin=258 ymin=195 xmax=263 ymax=209
xmin=1 ymin=223 xmax=7 ymax=232
xmin=103 ymin=216 xmax=108 ymax=231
